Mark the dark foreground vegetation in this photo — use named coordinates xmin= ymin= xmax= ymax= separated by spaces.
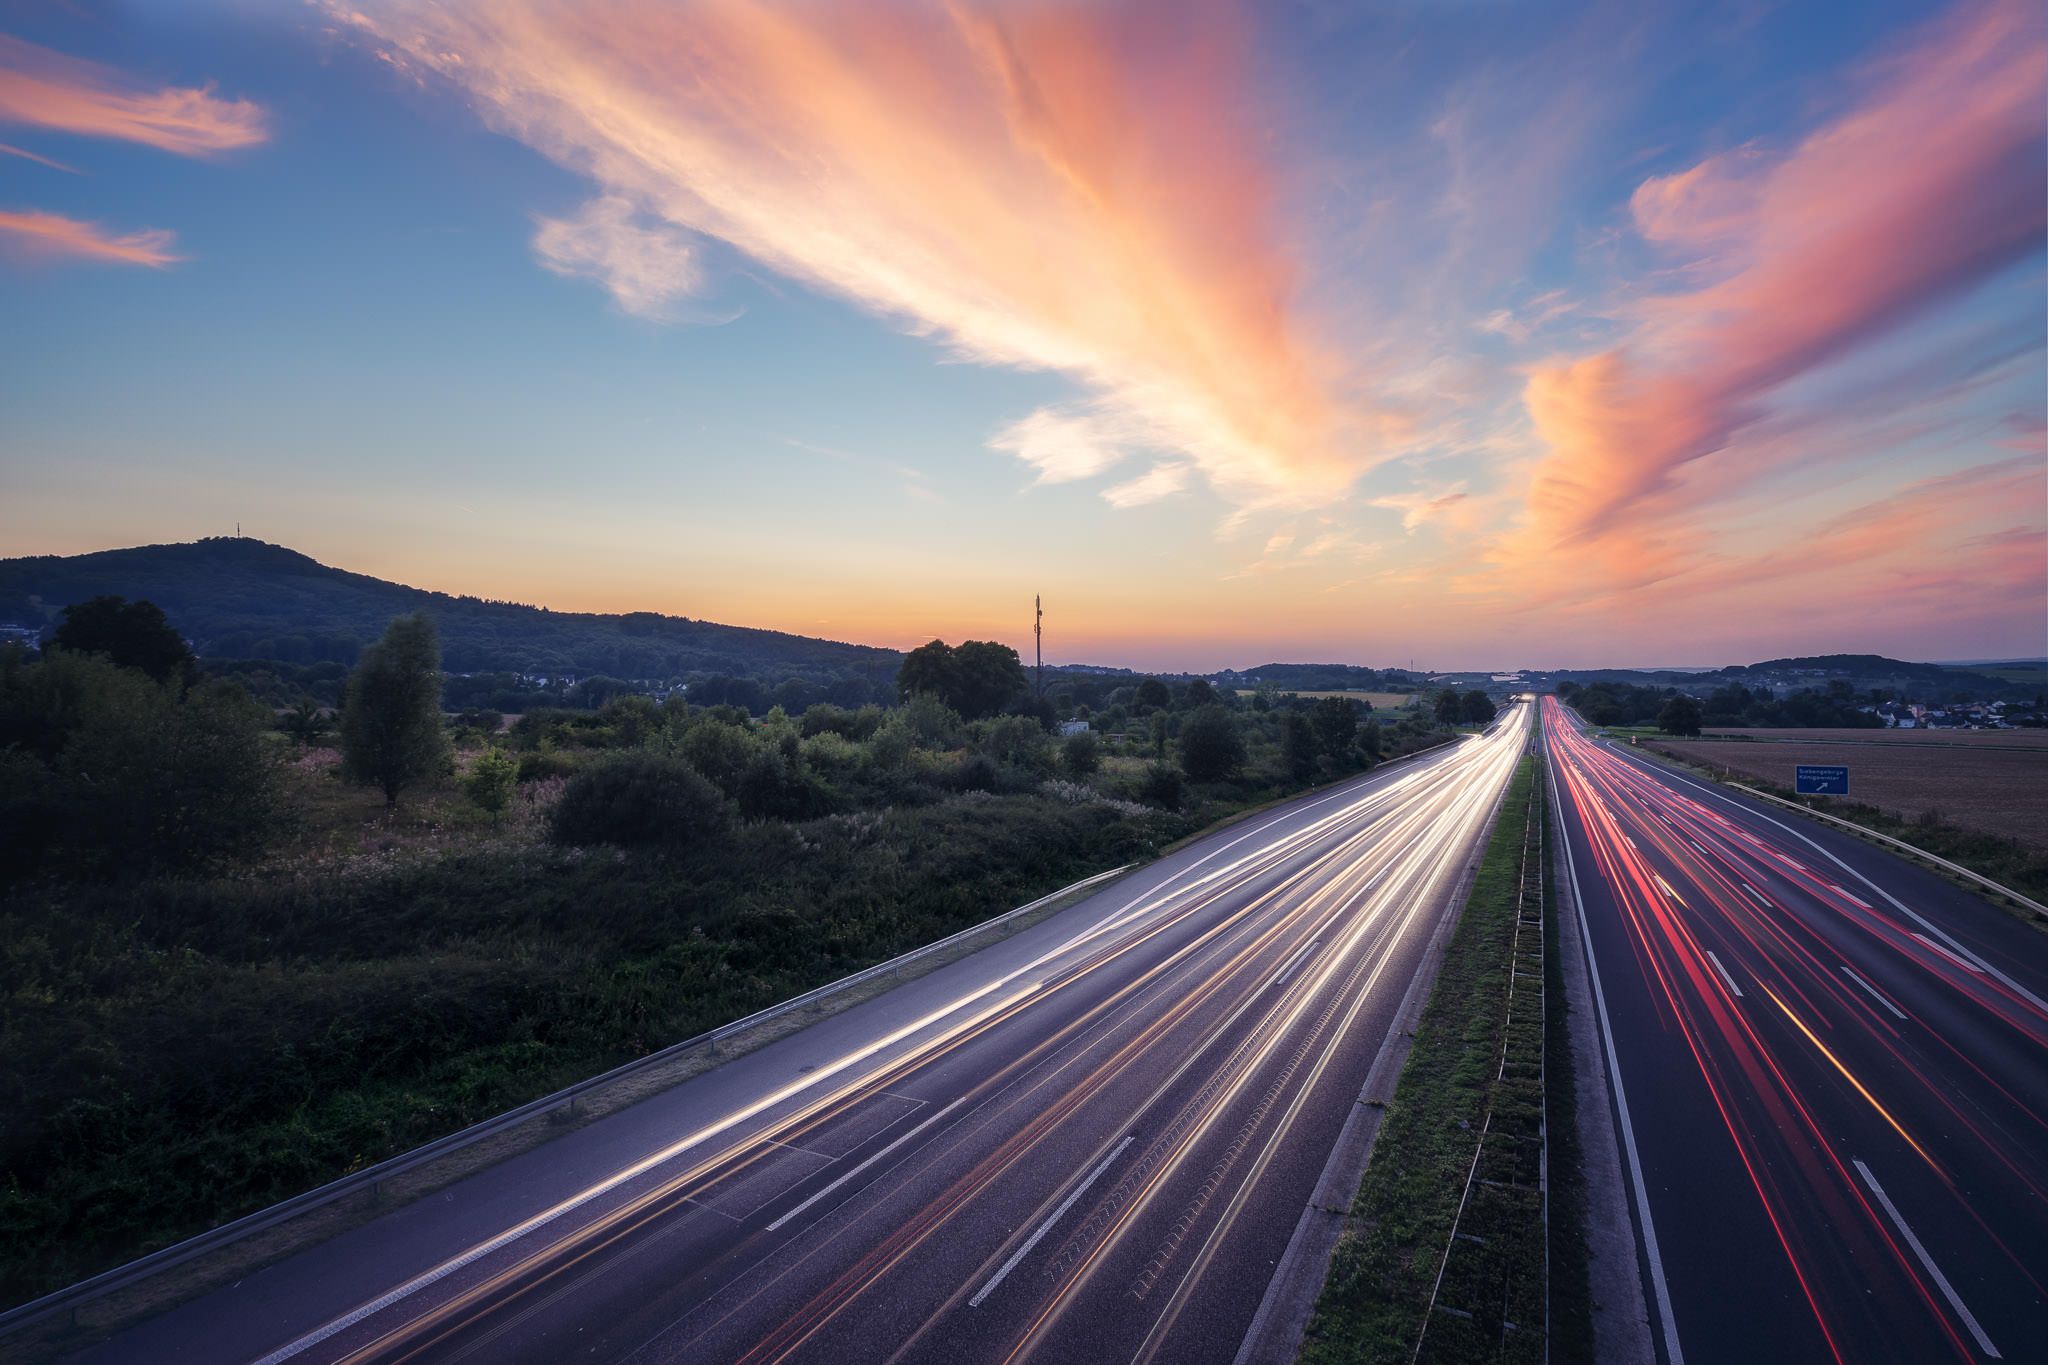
xmin=1303 ymin=754 xmax=1587 ymax=1363
xmin=0 ymin=601 xmax=1455 ymax=1307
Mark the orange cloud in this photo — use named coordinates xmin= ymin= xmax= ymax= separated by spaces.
xmin=0 ymin=33 xmax=267 ymax=156
xmin=337 ymin=0 xmax=1371 ymax=507
xmin=0 ymin=207 xmax=178 ymax=266
xmin=1519 ymin=0 xmax=2045 ymax=550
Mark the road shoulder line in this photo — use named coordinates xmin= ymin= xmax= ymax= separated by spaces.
xmin=1548 ymin=755 xmax=1676 ymax=1365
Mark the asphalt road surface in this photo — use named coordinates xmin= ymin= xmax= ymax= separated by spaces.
xmin=83 ymin=703 xmax=1529 ymax=1365
xmin=1544 ymin=696 xmax=2047 ymax=1365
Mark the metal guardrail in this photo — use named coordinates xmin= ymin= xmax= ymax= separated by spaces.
xmin=0 ymin=862 xmax=1135 ymax=1340
xmin=1726 ymin=783 xmax=2047 ymax=920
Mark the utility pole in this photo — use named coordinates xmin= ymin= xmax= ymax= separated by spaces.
xmin=1035 ymin=594 xmax=1044 ymax=696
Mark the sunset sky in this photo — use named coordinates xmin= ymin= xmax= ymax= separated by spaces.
xmin=2 ymin=0 xmax=2043 ymax=671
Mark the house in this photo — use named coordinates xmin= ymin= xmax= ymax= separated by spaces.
xmin=1059 ymin=719 xmax=1091 ymax=737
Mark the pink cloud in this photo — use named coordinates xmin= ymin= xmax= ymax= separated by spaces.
xmin=335 ymin=0 xmax=1375 ymax=508
xmin=0 ymin=33 xmax=267 ymax=156
xmin=1519 ymin=0 xmax=2046 ymax=550
xmin=0 ymin=207 xmax=178 ymax=266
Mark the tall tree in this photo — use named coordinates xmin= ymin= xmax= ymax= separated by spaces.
xmin=1178 ymin=705 xmax=1247 ymax=782
xmin=1434 ymin=687 xmax=1465 ymax=725
xmin=50 ymin=595 xmax=193 ymax=683
xmin=1135 ymin=677 xmax=1172 ymax=711
xmin=1461 ymin=690 xmax=1498 ymax=725
xmin=1658 ymin=694 xmax=1704 ymax=737
xmin=340 ymin=613 xmax=449 ymax=805
xmin=896 ymin=638 xmax=1026 ymax=719
xmin=1310 ymin=696 xmax=1359 ymax=757
xmin=1280 ymin=711 xmax=1318 ymax=782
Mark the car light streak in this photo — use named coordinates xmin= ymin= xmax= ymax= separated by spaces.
xmin=1544 ymin=696 xmax=2045 ymax=1365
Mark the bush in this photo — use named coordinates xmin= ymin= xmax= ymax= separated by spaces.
xmin=1061 ymin=729 xmax=1101 ymax=778
xmin=734 ymin=748 xmax=834 ymax=821
xmin=465 ymin=748 xmax=518 ymax=817
xmin=977 ymin=714 xmax=1054 ymax=775
xmin=515 ymin=746 xmax=580 ymax=783
xmin=1140 ymin=761 xmax=1186 ymax=809
xmin=953 ymin=751 xmax=1004 ymax=793
xmin=0 ymin=652 xmax=283 ymax=878
xmin=548 ymin=753 xmax=731 ymax=848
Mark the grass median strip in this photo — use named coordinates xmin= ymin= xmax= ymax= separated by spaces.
xmin=1300 ymin=753 xmax=1588 ymax=1364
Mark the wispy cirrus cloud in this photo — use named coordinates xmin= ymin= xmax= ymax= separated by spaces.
xmin=334 ymin=0 xmax=1380 ymax=509
xmin=1515 ymin=0 xmax=2045 ymax=564
xmin=0 ymin=207 xmax=178 ymax=266
xmin=532 ymin=195 xmax=702 ymax=319
xmin=0 ymin=33 xmax=266 ymax=156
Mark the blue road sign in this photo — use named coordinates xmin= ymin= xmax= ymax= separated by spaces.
xmin=1795 ymin=764 xmax=1850 ymax=795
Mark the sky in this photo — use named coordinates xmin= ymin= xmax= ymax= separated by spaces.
xmin=1 ymin=0 xmax=2043 ymax=672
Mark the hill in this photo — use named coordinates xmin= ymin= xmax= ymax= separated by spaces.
xmin=0 ymin=538 xmax=900 ymax=689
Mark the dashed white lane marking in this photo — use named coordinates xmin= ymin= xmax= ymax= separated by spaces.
xmin=1653 ymin=874 xmax=1686 ymax=906
xmin=1853 ymin=1159 xmax=2001 ymax=1359
xmin=767 ymin=1095 xmax=970 ymax=1233
xmin=1842 ymin=967 xmax=1908 ymax=1021
xmin=970 ymin=1135 xmax=1134 ymax=1308
xmin=1834 ymin=887 xmax=1872 ymax=909
xmin=1704 ymin=951 xmax=1744 ymax=999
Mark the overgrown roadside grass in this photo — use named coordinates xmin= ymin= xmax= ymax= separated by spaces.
xmin=1300 ymin=753 xmax=1588 ymax=1363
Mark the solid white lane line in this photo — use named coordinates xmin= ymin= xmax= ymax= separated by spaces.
xmin=1742 ymin=883 xmax=1771 ymax=908
xmin=1604 ymin=757 xmax=2048 ymax=1017
xmin=1548 ymin=761 xmax=1687 ymax=1365
xmin=1912 ymin=932 xmax=1987 ymax=975
xmin=1852 ymin=1159 xmax=2001 ymax=1359
xmin=1704 ymin=951 xmax=1743 ymax=999
xmin=969 ymin=1135 xmax=1135 ymax=1308
xmin=765 ymin=1095 xmax=970 ymax=1233
xmin=1842 ymin=967 xmax=1908 ymax=1021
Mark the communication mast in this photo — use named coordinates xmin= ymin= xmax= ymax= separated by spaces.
xmin=1035 ymin=594 xmax=1044 ymax=696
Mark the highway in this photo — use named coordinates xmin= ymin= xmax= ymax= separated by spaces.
xmin=1544 ymin=696 xmax=2048 ymax=1365
xmin=83 ymin=701 xmax=1530 ymax=1365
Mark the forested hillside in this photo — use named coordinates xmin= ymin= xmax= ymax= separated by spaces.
xmin=0 ymin=538 xmax=899 ymax=687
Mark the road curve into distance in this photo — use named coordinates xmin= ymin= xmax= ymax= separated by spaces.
xmin=87 ymin=702 xmax=1530 ymax=1365
xmin=1545 ymin=696 xmax=2047 ymax=1365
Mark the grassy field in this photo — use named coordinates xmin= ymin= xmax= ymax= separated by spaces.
xmin=1704 ymin=727 xmax=2048 ymax=748
xmin=1646 ymin=735 xmax=2048 ymax=851
xmin=1302 ymin=754 xmax=1573 ymax=1364
xmin=1235 ymin=689 xmax=1418 ymax=708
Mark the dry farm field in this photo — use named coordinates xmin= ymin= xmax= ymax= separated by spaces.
xmin=1235 ymin=689 xmax=1418 ymax=708
xmin=1647 ymin=731 xmax=2048 ymax=851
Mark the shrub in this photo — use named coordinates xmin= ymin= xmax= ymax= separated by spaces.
xmin=1140 ymin=761 xmax=1186 ymax=809
xmin=465 ymin=748 xmax=519 ymax=817
xmin=548 ymin=753 xmax=731 ymax=848
xmin=978 ymin=714 xmax=1054 ymax=775
xmin=515 ymin=746 xmax=579 ymax=783
xmin=953 ymin=752 xmax=1004 ymax=793
xmin=1061 ymin=729 xmax=1100 ymax=778
xmin=735 ymin=748 xmax=834 ymax=821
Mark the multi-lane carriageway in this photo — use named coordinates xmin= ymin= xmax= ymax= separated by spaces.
xmin=1545 ymin=696 xmax=2046 ymax=1364
xmin=86 ymin=701 xmax=1531 ymax=1365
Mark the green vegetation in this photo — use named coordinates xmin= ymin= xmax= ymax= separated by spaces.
xmin=339 ymin=613 xmax=451 ymax=805
xmin=1302 ymin=755 xmax=1574 ymax=1363
xmin=0 ymin=609 xmax=1455 ymax=1308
